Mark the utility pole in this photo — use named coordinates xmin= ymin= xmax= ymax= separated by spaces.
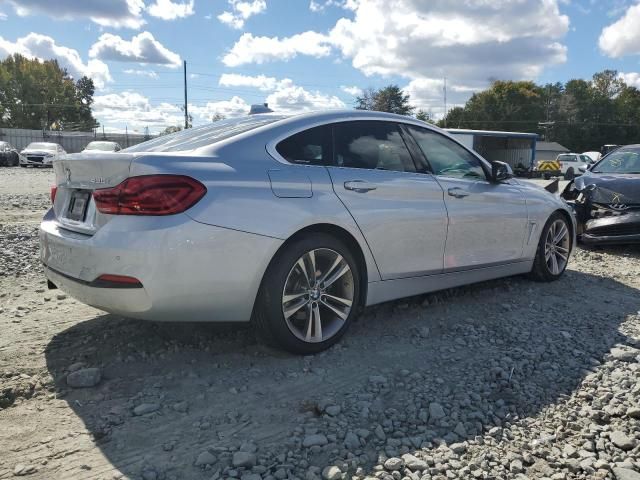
xmin=443 ymin=77 xmax=448 ymax=128
xmin=183 ymin=60 xmax=189 ymax=130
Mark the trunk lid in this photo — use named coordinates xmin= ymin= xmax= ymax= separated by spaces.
xmin=52 ymin=152 xmax=136 ymax=235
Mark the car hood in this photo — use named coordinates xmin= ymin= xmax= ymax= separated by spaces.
xmin=21 ymin=149 xmax=54 ymax=155
xmin=573 ymin=173 xmax=640 ymax=204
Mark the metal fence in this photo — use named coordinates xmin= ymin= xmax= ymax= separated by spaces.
xmin=0 ymin=128 xmax=155 ymax=153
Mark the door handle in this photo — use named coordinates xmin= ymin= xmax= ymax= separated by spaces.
xmin=448 ymin=187 xmax=470 ymax=198
xmin=344 ymin=180 xmax=377 ymax=193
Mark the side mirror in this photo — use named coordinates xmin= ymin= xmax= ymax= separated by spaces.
xmin=491 ymin=161 xmax=513 ymax=182
xmin=578 ymin=166 xmax=587 ymax=173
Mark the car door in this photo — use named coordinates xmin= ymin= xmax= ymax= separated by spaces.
xmin=325 ymin=120 xmax=448 ymax=280
xmin=404 ymin=125 xmax=528 ymax=270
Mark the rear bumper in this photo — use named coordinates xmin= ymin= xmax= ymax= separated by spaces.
xmin=40 ymin=210 xmax=283 ymax=322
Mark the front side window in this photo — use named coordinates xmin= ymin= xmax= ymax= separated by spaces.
xmin=276 ymin=125 xmax=331 ymax=165
xmin=333 ymin=121 xmax=416 ymax=172
xmin=406 ymin=126 xmax=486 ymax=180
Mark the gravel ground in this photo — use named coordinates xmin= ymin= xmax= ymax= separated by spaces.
xmin=1 ymin=167 xmax=639 ymax=480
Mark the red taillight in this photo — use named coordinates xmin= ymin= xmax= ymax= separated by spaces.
xmin=51 ymin=186 xmax=57 ymax=204
xmin=93 ymin=175 xmax=206 ymax=215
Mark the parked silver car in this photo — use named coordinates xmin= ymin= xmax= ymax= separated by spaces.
xmin=20 ymin=142 xmax=66 ymax=167
xmin=40 ymin=111 xmax=575 ymax=353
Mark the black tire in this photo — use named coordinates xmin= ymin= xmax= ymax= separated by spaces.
xmin=529 ymin=212 xmax=571 ymax=282
xmin=253 ymin=233 xmax=361 ymax=354
xmin=564 ymin=168 xmax=574 ymax=181
xmin=543 ymin=173 xmax=551 ymax=180
xmin=20 ymin=164 xmax=27 ymax=168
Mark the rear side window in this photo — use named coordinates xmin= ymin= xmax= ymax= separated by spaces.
xmin=333 ymin=121 xmax=416 ymax=172
xmin=276 ymin=125 xmax=331 ymax=165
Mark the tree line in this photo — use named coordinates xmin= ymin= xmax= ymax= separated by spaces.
xmin=0 ymin=54 xmax=98 ymax=131
xmin=356 ymin=71 xmax=640 ymax=152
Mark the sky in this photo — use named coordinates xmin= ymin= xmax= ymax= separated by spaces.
xmin=2 ymin=0 xmax=640 ymax=133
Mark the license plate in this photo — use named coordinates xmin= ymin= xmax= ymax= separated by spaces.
xmin=66 ymin=191 xmax=90 ymax=221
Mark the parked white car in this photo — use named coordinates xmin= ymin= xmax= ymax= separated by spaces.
xmin=82 ymin=141 xmax=122 ymax=153
xmin=20 ymin=142 xmax=66 ymax=167
xmin=556 ymin=153 xmax=591 ymax=180
xmin=581 ymin=151 xmax=601 ymax=164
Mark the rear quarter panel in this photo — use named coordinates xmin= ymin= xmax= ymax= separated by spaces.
xmin=129 ymin=144 xmax=382 ymax=283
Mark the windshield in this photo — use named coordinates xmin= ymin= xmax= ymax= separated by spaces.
xmin=123 ymin=115 xmax=288 ymax=153
xmin=85 ymin=142 xmax=117 ymax=151
xmin=592 ymin=147 xmax=640 ymax=174
xmin=25 ymin=143 xmax=57 ymax=151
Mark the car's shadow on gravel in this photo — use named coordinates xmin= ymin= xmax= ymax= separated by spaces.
xmin=44 ymin=269 xmax=640 ymax=479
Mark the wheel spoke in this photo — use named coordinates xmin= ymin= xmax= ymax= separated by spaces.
xmin=284 ymin=297 xmax=309 ymax=319
xmin=323 ymin=261 xmax=350 ymax=289
xmin=556 ymin=251 xmax=568 ymax=262
xmin=306 ymin=250 xmax=317 ymax=284
xmin=283 ymin=291 xmax=307 ymax=304
xmin=296 ymin=257 xmax=311 ymax=287
xmin=550 ymin=252 xmax=559 ymax=275
xmin=323 ymin=293 xmax=353 ymax=307
xmin=554 ymin=224 xmax=568 ymax=244
xmin=304 ymin=302 xmax=322 ymax=342
xmin=320 ymin=298 xmax=349 ymax=321
xmin=318 ymin=253 xmax=344 ymax=284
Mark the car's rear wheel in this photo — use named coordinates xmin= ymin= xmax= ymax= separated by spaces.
xmin=529 ymin=213 xmax=571 ymax=282
xmin=254 ymin=234 xmax=360 ymax=354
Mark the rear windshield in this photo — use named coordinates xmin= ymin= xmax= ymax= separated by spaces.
xmin=124 ymin=115 xmax=288 ymax=153
xmin=557 ymin=154 xmax=577 ymax=162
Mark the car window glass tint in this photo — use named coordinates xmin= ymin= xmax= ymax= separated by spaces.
xmin=276 ymin=125 xmax=331 ymax=165
xmin=406 ymin=126 xmax=486 ymax=180
xmin=333 ymin=121 xmax=415 ymax=172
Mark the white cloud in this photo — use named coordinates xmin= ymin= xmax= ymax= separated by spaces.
xmin=222 ymin=31 xmax=332 ymax=66
xmin=4 ymin=0 xmax=145 ymax=29
xmin=309 ymin=0 xmax=345 ymax=12
xmin=93 ymin=91 xmax=184 ymax=130
xmin=619 ymin=72 xmax=640 ymax=88
xmin=218 ymin=73 xmax=292 ymax=91
xmin=147 ymin=0 xmax=195 ymax=20
xmin=223 ymin=0 xmax=568 ymax=91
xmin=0 ymin=11 xmax=7 ymax=20
xmin=0 ymin=33 xmax=112 ymax=88
xmin=124 ymin=69 xmax=159 ymax=78
xmin=89 ymin=32 xmax=181 ymax=67
xmin=599 ymin=3 xmax=640 ymax=57
xmin=265 ymin=85 xmax=345 ymax=113
xmin=190 ymin=96 xmax=251 ymax=119
xmin=341 ymin=85 xmax=362 ymax=96
xmin=218 ymin=0 xmax=266 ymax=29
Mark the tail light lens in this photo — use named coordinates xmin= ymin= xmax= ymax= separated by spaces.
xmin=93 ymin=175 xmax=206 ymax=215
xmin=51 ymin=186 xmax=57 ymax=204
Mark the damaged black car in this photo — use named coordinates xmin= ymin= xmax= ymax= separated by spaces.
xmin=562 ymin=145 xmax=640 ymax=245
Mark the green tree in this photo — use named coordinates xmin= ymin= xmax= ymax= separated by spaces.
xmin=355 ymin=85 xmax=414 ymax=115
xmin=415 ymin=109 xmax=435 ymax=124
xmin=0 ymin=54 xmax=98 ymax=130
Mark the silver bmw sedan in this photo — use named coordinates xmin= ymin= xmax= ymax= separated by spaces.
xmin=40 ymin=110 xmax=574 ymax=354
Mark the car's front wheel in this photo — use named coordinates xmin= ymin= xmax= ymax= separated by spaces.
xmin=254 ymin=234 xmax=360 ymax=354
xmin=529 ymin=213 xmax=571 ymax=282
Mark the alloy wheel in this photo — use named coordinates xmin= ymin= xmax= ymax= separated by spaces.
xmin=544 ymin=219 xmax=570 ymax=275
xmin=282 ymin=248 xmax=354 ymax=343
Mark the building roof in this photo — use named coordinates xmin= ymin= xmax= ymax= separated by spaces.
xmin=446 ymin=128 xmax=538 ymax=139
xmin=536 ymin=141 xmax=569 ymax=152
